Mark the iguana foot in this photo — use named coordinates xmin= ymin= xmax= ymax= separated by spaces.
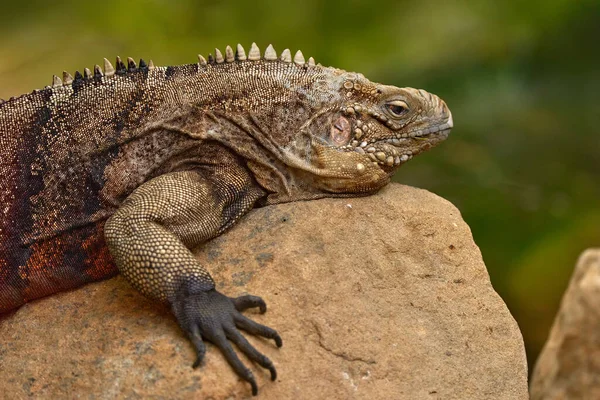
xmin=171 ymin=288 xmax=282 ymax=396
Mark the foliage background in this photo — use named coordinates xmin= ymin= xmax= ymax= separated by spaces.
xmin=1 ymin=0 xmax=598 ymax=372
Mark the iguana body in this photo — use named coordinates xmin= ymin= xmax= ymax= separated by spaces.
xmin=0 ymin=43 xmax=452 ymax=395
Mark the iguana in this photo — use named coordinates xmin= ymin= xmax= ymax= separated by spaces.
xmin=0 ymin=43 xmax=452 ymax=395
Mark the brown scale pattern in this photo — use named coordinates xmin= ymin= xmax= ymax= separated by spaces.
xmin=0 ymin=222 xmax=116 ymax=311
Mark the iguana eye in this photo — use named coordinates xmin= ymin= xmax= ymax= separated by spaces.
xmin=385 ymin=100 xmax=409 ymax=117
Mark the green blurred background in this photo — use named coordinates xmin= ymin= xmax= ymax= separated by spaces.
xmin=1 ymin=0 xmax=598 ymax=373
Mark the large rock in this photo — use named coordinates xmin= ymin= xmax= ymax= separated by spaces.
xmin=0 ymin=184 xmax=528 ymax=399
xmin=530 ymin=248 xmax=600 ymax=399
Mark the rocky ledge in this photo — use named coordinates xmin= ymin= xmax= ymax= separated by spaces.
xmin=0 ymin=184 xmax=528 ymax=399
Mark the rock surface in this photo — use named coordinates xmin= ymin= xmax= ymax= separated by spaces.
xmin=530 ymin=248 xmax=600 ymax=400
xmin=0 ymin=184 xmax=528 ymax=399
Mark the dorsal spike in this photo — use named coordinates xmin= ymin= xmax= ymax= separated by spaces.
xmin=308 ymin=57 xmax=315 ymax=67
xmin=148 ymin=60 xmax=155 ymax=70
xmin=104 ymin=58 xmax=115 ymax=76
xmin=52 ymin=75 xmax=62 ymax=88
xmin=207 ymin=54 xmax=215 ymax=64
xmin=139 ymin=59 xmax=147 ymax=69
xmin=214 ymin=48 xmax=224 ymax=63
xmin=74 ymin=71 xmax=84 ymax=81
xmin=248 ymin=42 xmax=260 ymax=60
xmin=94 ymin=65 xmax=103 ymax=78
xmin=62 ymin=71 xmax=73 ymax=85
xmin=0 ymin=99 xmax=5 ymax=104
xmin=84 ymin=68 xmax=92 ymax=79
xmin=264 ymin=44 xmax=277 ymax=60
xmin=281 ymin=49 xmax=292 ymax=63
xmin=115 ymin=56 xmax=126 ymax=72
xmin=294 ymin=50 xmax=305 ymax=65
xmin=225 ymin=45 xmax=234 ymax=62
xmin=198 ymin=55 xmax=207 ymax=66
xmin=236 ymin=44 xmax=247 ymax=61
xmin=127 ymin=57 xmax=137 ymax=70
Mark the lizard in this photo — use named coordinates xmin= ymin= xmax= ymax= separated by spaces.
xmin=0 ymin=42 xmax=453 ymax=395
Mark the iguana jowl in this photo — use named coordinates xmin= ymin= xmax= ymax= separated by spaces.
xmin=0 ymin=43 xmax=452 ymax=395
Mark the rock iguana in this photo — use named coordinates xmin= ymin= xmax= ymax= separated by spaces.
xmin=0 ymin=43 xmax=452 ymax=395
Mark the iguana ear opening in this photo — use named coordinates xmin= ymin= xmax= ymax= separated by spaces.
xmin=329 ymin=116 xmax=352 ymax=146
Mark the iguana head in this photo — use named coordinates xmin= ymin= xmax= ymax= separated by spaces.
xmin=182 ymin=43 xmax=453 ymax=200
xmin=290 ymin=72 xmax=453 ymax=195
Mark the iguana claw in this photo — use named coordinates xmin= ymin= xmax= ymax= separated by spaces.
xmin=171 ymin=289 xmax=282 ymax=396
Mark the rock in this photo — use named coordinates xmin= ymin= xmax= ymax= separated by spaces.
xmin=530 ymin=248 xmax=600 ymax=400
xmin=0 ymin=184 xmax=528 ymax=399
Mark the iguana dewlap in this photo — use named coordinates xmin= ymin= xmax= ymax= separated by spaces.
xmin=0 ymin=43 xmax=452 ymax=395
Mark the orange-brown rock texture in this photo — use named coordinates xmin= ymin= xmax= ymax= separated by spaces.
xmin=0 ymin=184 xmax=528 ymax=399
xmin=530 ymin=248 xmax=600 ymax=400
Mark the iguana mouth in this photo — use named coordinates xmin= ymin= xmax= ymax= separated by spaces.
xmin=402 ymin=123 xmax=453 ymax=139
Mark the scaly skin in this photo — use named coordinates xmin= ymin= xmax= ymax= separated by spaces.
xmin=0 ymin=43 xmax=452 ymax=395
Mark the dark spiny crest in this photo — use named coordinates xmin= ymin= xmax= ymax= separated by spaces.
xmin=115 ymin=56 xmax=126 ymax=74
xmin=2 ymin=43 xmax=316 ymax=105
xmin=93 ymin=65 xmax=103 ymax=79
xmin=127 ymin=57 xmax=137 ymax=71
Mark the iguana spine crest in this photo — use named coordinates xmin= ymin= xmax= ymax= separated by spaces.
xmin=0 ymin=43 xmax=315 ymax=105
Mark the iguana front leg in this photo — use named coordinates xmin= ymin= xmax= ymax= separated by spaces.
xmin=104 ymin=168 xmax=281 ymax=395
